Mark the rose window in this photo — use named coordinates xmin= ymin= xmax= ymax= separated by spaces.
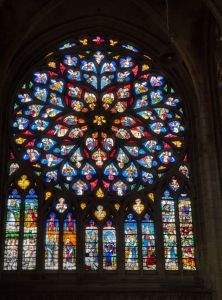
xmin=12 ymin=36 xmax=185 ymax=198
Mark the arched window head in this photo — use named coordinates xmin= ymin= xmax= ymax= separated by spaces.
xmin=4 ymin=35 xmax=196 ymax=273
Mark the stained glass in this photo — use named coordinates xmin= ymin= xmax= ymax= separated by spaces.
xmin=18 ymin=175 xmax=30 ymax=190
xmin=22 ymin=189 xmax=38 ymax=270
xmin=7 ymin=35 xmax=196 ymax=273
xmin=85 ymin=220 xmax=99 ymax=270
xmin=56 ymin=197 xmax=67 ymax=213
xmin=161 ymin=190 xmax=178 ymax=270
xmin=4 ymin=189 xmax=21 ymax=270
xmin=12 ymin=36 xmax=185 ymax=199
xmin=142 ymin=213 xmax=156 ymax=270
xmin=124 ymin=214 xmax=139 ymax=270
xmin=178 ymin=193 xmax=196 ymax=270
xmin=94 ymin=205 xmax=106 ymax=221
xmin=169 ymin=177 xmax=180 ymax=191
xmin=133 ymin=199 xmax=145 ymax=215
xmin=9 ymin=162 xmax=19 ymax=176
xmin=179 ymin=165 xmax=189 ymax=178
xmin=63 ymin=213 xmax=77 ymax=270
xmin=45 ymin=212 xmax=59 ymax=270
xmin=103 ymin=221 xmax=117 ymax=270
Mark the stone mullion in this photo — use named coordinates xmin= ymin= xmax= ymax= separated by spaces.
xmin=117 ymin=211 xmax=125 ymax=274
xmin=17 ymin=189 xmax=25 ymax=271
xmin=36 ymin=189 xmax=45 ymax=273
xmin=98 ymin=223 xmax=103 ymax=272
xmin=174 ymin=195 xmax=183 ymax=272
xmin=137 ymin=217 xmax=143 ymax=273
xmin=77 ymin=214 xmax=84 ymax=273
xmin=58 ymin=215 xmax=63 ymax=271
xmin=155 ymin=191 xmax=165 ymax=275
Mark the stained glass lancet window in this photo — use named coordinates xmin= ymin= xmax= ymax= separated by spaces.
xmin=3 ymin=35 xmax=196 ymax=272
xmin=161 ymin=190 xmax=178 ymax=270
xmin=142 ymin=213 xmax=156 ymax=270
xmin=178 ymin=192 xmax=196 ymax=270
xmin=124 ymin=214 xmax=139 ymax=270
xmin=85 ymin=220 xmax=99 ymax=271
xmin=22 ymin=189 xmax=38 ymax=270
xmin=63 ymin=212 xmax=77 ymax=270
xmin=4 ymin=189 xmax=21 ymax=270
xmin=45 ymin=212 xmax=59 ymax=270
xmin=103 ymin=220 xmax=117 ymax=270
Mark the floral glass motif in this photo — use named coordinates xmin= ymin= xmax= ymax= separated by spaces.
xmin=124 ymin=214 xmax=139 ymax=270
xmin=18 ymin=175 xmax=30 ymax=190
xmin=103 ymin=221 xmax=117 ymax=270
xmin=142 ymin=213 xmax=156 ymax=270
xmin=114 ymin=203 xmax=120 ymax=211
xmin=80 ymin=202 xmax=86 ymax=210
xmin=85 ymin=220 xmax=99 ymax=270
xmin=94 ymin=205 xmax=106 ymax=221
xmin=45 ymin=212 xmax=59 ymax=270
xmin=12 ymin=36 xmax=186 ymax=199
xmin=133 ymin=199 xmax=145 ymax=214
xmin=63 ymin=213 xmax=77 ymax=270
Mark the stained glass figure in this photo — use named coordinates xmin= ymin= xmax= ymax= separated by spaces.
xmin=56 ymin=197 xmax=67 ymax=213
xmin=169 ymin=177 xmax=180 ymax=191
xmin=22 ymin=189 xmax=38 ymax=270
xmin=85 ymin=220 xmax=99 ymax=270
xmin=45 ymin=212 xmax=59 ymax=270
xmin=63 ymin=213 xmax=77 ymax=270
xmin=3 ymin=189 xmax=21 ymax=270
xmin=161 ymin=190 xmax=178 ymax=270
xmin=142 ymin=213 xmax=156 ymax=270
xmin=9 ymin=162 xmax=19 ymax=176
xmin=178 ymin=193 xmax=196 ymax=270
xmin=103 ymin=221 xmax=117 ymax=270
xmin=124 ymin=214 xmax=139 ymax=270
xmin=179 ymin=165 xmax=189 ymax=178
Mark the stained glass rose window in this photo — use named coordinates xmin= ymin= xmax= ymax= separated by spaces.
xmin=12 ymin=36 xmax=185 ymax=198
